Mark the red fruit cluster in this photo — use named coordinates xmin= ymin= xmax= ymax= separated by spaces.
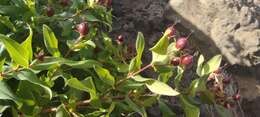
xmin=76 ymin=22 xmax=89 ymax=37
xmin=206 ymin=69 xmax=241 ymax=109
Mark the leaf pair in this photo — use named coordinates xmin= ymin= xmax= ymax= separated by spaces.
xmin=196 ymin=55 xmax=222 ymax=77
xmin=0 ymin=26 xmax=33 ymax=67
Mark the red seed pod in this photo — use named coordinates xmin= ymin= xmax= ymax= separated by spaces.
xmin=60 ymin=0 xmax=70 ymax=6
xmin=116 ymin=35 xmax=124 ymax=45
xmin=180 ymin=55 xmax=193 ymax=65
xmin=176 ymin=37 xmax=188 ymax=50
xmin=165 ymin=26 xmax=176 ymax=38
xmin=76 ymin=22 xmax=88 ymax=36
xmin=46 ymin=6 xmax=54 ymax=17
xmin=233 ymin=94 xmax=241 ymax=101
xmin=171 ymin=57 xmax=180 ymax=66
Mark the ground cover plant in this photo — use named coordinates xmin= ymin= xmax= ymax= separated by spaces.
xmin=0 ymin=0 xmax=240 ymax=116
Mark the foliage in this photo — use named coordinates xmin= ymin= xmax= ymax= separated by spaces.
xmin=0 ymin=0 xmax=235 ymax=116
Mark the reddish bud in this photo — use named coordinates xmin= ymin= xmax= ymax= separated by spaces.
xmin=165 ymin=26 xmax=176 ymax=37
xmin=46 ymin=7 xmax=54 ymax=17
xmin=76 ymin=22 xmax=88 ymax=36
xmin=181 ymin=55 xmax=193 ymax=65
xmin=36 ymin=51 xmax=45 ymax=61
xmin=176 ymin=37 xmax=188 ymax=50
xmin=233 ymin=94 xmax=241 ymax=101
xmin=116 ymin=35 xmax=124 ymax=45
xmin=213 ymin=68 xmax=222 ymax=74
xmin=171 ymin=57 xmax=180 ymax=66
xmin=60 ymin=0 xmax=70 ymax=6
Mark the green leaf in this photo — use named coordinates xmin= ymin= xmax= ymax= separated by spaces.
xmin=0 ymin=15 xmax=16 ymax=32
xmin=56 ymin=104 xmax=70 ymax=117
xmin=106 ymin=102 xmax=115 ymax=117
xmin=150 ymin=35 xmax=169 ymax=55
xmin=0 ymin=34 xmax=29 ymax=67
xmin=67 ymin=78 xmax=93 ymax=93
xmin=196 ymin=55 xmax=204 ymax=77
xmin=16 ymin=69 xmax=52 ymax=100
xmin=135 ymin=32 xmax=145 ymax=69
xmin=174 ymin=67 xmax=184 ymax=89
xmin=0 ymin=5 xmax=24 ymax=16
xmin=30 ymin=57 xmax=101 ymax=70
xmin=128 ymin=57 xmax=137 ymax=72
xmin=125 ymin=96 xmax=147 ymax=117
xmin=94 ymin=66 xmax=115 ymax=87
xmin=159 ymin=100 xmax=176 ymax=117
xmin=215 ymin=105 xmax=233 ymax=117
xmin=21 ymin=26 xmax=33 ymax=61
xmin=0 ymin=58 xmax=5 ymax=72
xmin=23 ymin=0 xmax=36 ymax=15
xmin=0 ymin=81 xmax=21 ymax=105
xmin=146 ymin=80 xmax=179 ymax=96
xmin=151 ymin=52 xmax=169 ymax=65
xmin=180 ymin=95 xmax=200 ymax=117
xmin=133 ymin=75 xmax=179 ymax=96
xmin=201 ymin=55 xmax=222 ymax=75
xmin=189 ymin=79 xmax=206 ymax=97
xmin=42 ymin=25 xmax=60 ymax=57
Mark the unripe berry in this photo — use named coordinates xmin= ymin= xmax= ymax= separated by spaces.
xmin=36 ymin=51 xmax=45 ymax=61
xmin=76 ymin=22 xmax=88 ymax=36
xmin=165 ymin=26 xmax=176 ymax=37
xmin=60 ymin=0 xmax=70 ymax=6
xmin=46 ymin=6 xmax=54 ymax=17
xmin=180 ymin=55 xmax=193 ymax=65
xmin=176 ymin=37 xmax=188 ymax=50
xmin=116 ymin=35 xmax=124 ymax=45
xmin=171 ymin=57 xmax=180 ymax=66
xmin=233 ymin=94 xmax=241 ymax=101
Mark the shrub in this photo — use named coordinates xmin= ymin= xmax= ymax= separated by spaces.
xmin=0 ymin=0 xmax=239 ymax=116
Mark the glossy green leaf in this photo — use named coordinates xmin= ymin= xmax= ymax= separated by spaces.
xmin=150 ymin=35 xmax=169 ymax=55
xmin=56 ymin=104 xmax=70 ymax=117
xmin=146 ymin=80 xmax=179 ymax=96
xmin=125 ymin=96 xmax=147 ymax=117
xmin=135 ymin=32 xmax=145 ymax=69
xmin=151 ymin=52 xmax=169 ymax=65
xmin=67 ymin=78 xmax=93 ymax=93
xmin=196 ymin=55 xmax=204 ymax=77
xmin=0 ymin=15 xmax=16 ymax=32
xmin=0 ymin=34 xmax=29 ymax=67
xmin=133 ymin=75 xmax=179 ymax=96
xmin=201 ymin=55 xmax=222 ymax=75
xmin=128 ymin=57 xmax=137 ymax=72
xmin=180 ymin=95 xmax=200 ymax=117
xmin=0 ymin=81 xmax=21 ymax=105
xmin=159 ymin=100 xmax=176 ymax=117
xmin=42 ymin=25 xmax=60 ymax=57
xmin=16 ymin=69 xmax=52 ymax=100
xmin=21 ymin=26 xmax=33 ymax=61
xmin=94 ymin=66 xmax=115 ymax=86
